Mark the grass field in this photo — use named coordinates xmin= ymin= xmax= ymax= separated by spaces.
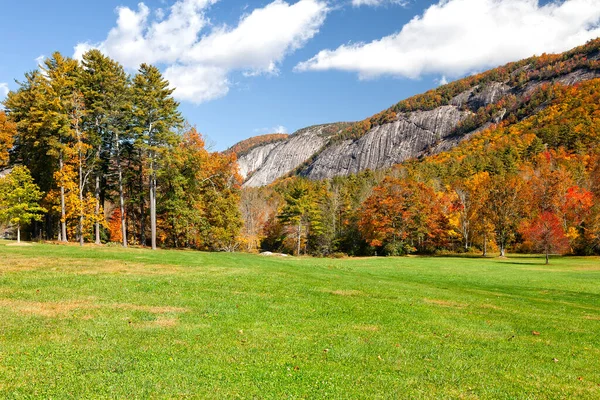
xmin=0 ymin=242 xmax=598 ymax=399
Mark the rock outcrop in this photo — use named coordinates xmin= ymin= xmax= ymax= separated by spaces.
xmin=231 ymin=45 xmax=600 ymax=187
xmin=238 ymin=124 xmax=346 ymax=187
xmin=303 ymin=106 xmax=468 ymax=180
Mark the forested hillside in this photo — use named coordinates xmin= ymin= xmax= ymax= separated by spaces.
xmin=242 ymin=77 xmax=600 ymax=258
xmin=233 ymin=38 xmax=600 ymax=185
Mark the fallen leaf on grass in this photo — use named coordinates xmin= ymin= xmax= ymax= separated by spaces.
xmin=532 ymin=331 xmax=540 ymax=336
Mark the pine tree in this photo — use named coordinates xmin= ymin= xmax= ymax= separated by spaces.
xmin=132 ymin=64 xmax=182 ymax=249
xmin=79 ymin=50 xmax=131 ymax=246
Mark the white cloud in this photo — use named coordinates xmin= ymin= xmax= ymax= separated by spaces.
xmin=352 ymin=0 xmax=410 ymax=7
xmin=0 ymin=83 xmax=9 ymax=100
xmin=35 ymin=55 xmax=46 ymax=68
xmin=254 ymin=125 xmax=288 ymax=134
xmin=164 ymin=65 xmax=230 ymax=103
xmin=74 ymin=0 xmax=328 ymax=104
xmin=297 ymin=0 xmax=600 ymax=79
xmin=273 ymin=125 xmax=288 ymax=134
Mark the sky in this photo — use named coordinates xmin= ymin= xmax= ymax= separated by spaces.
xmin=1 ymin=0 xmax=599 ymax=150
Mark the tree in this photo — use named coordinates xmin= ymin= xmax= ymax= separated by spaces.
xmin=44 ymin=52 xmax=81 ymax=242
xmin=358 ymin=177 xmax=448 ymax=256
xmin=521 ymin=211 xmax=569 ymax=264
xmin=277 ymin=179 xmax=320 ymax=255
xmin=79 ymin=49 xmax=131 ymax=246
xmin=0 ymin=111 xmax=15 ymax=168
xmin=132 ymin=64 xmax=182 ymax=249
xmin=158 ymin=127 xmax=242 ymax=250
xmin=0 ymin=166 xmax=46 ymax=243
xmin=484 ymin=174 xmax=527 ymax=257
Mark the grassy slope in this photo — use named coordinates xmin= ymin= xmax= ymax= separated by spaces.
xmin=0 ymin=243 xmax=598 ymax=399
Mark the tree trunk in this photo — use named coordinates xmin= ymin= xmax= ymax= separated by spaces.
xmin=297 ymin=221 xmax=301 ymax=256
xmin=79 ymin=149 xmax=85 ymax=247
xmin=545 ymin=247 xmax=549 ymax=265
xmin=59 ymin=154 xmax=67 ymax=242
xmin=483 ymin=232 xmax=487 ymax=257
xmin=95 ymin=174 xmax=101 ymax=245
xmin=116 ymin=133 xmax=127 ymax=248
xmin=17 ymin=223 xmax=21 ymax=244
xmin=139 ymin=160 xmax=146 ymax=246
xmin=500 ymin=243 xmax=505 ymax=257
xmin=150 ymin=168 xmax=157 ymax=251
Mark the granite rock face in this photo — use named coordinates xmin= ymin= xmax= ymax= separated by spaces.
xmin=303 ymin=106 xmax=468 ymax=180
xmin=234 ymin=67 xmax=600 ymax=187
xmin=238 ymin=124 xmax=341 ymax=187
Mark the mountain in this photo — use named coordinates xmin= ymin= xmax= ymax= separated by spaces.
xmin=233 ymin=39 xmax=600 ymax=187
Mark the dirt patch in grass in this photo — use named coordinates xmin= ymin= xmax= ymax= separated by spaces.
xmin=154 ymin=317 xmax=178 ymax=327
xmin=424 ymin=298 xmax=469 ymax=308
xmin=478 ymin=303 xmax=503 ymax=310
xmin=0 ymin=298 xmax=95 ymax=317
xmin=573 ymin=266 xmax=600 ymax=271
xmin=0 ymin=256 xmax=183 ymax=275
xmin=111 ymin=303 xmax=188 ymax=314
xmin=0 ymin=298 xmax=188 ymax=318
xmin=5 ymin=243 xmax=33 ymax=247
xmin=354 ymin=324 xmax=379 ymax=332
xmin=329 ymin=289 xmax=363 ymax=297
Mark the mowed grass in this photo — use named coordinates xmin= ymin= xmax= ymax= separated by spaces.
xmin=0 ymin=242 xmax=599 ymax=399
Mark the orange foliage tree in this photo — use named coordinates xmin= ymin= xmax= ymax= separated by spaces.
xmin=358 ymin=177 xmax=449 ymax=255
xmin=0 ymin=111 xmax=15 ymax=168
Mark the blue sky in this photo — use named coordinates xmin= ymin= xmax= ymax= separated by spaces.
xmin=1 ymin=0 xmax=599 ymax=150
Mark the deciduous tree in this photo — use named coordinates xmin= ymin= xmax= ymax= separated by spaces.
xmin=0 ymin=166 xmax=46 ymax=243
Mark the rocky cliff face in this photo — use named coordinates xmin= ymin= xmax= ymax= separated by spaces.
xmin=238 ymin=124 xmax=346 ymax=187
xmin=303 ymin=106 xmax=468 ymax=179
xmin=233 ymin=51 xmax=600 ymax=186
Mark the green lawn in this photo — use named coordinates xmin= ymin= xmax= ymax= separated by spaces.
xmin=0 ymin=242 xmax=598 ymax=399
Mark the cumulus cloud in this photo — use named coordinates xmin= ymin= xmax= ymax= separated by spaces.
xmin=254 ymin=125 xmax=288 ymax=134
xmin=163 ymin=65 xmax=230 ymax=103
xmin=0 ymin=83 xmax=9 ymax=100
xmin=297 ymin=0 xmax=600 ymax=79
xmin=75 ymin=0 xmax=328 ymax=103
xmin=352 ymin=0 xmax=410 ymax=7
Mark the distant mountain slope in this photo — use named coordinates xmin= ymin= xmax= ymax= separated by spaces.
xmin=226 ymin=134 xmax=289 ymax=159
xmin=236 ymin=123 xmax=350 ymax=187
xmin=232 ymin=38 xmax=600 ymax=186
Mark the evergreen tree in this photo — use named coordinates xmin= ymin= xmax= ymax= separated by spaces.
xmin=132 ymin=64 xmax=183 ymax=249
xmin=79 ymin=50 xmax=131 ymax=246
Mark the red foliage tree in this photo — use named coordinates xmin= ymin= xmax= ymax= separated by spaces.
xmin=521 ymin=211 xmax=569 ymax=264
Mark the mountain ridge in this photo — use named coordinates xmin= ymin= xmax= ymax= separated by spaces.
xmin=234 ymin=38 xmax=600 ymax=187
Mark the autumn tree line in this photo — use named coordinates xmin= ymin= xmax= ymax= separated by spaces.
xmin=0 ymin=51 xmax=241 ymax=250
xmin=1 ymin=50 xmax=600 ymax=259
xmin=242 ymin=79 xmax=600 ymax=261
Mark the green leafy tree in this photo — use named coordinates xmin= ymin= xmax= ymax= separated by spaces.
xmin=0 ymin=166 xmax=46 ymax=243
